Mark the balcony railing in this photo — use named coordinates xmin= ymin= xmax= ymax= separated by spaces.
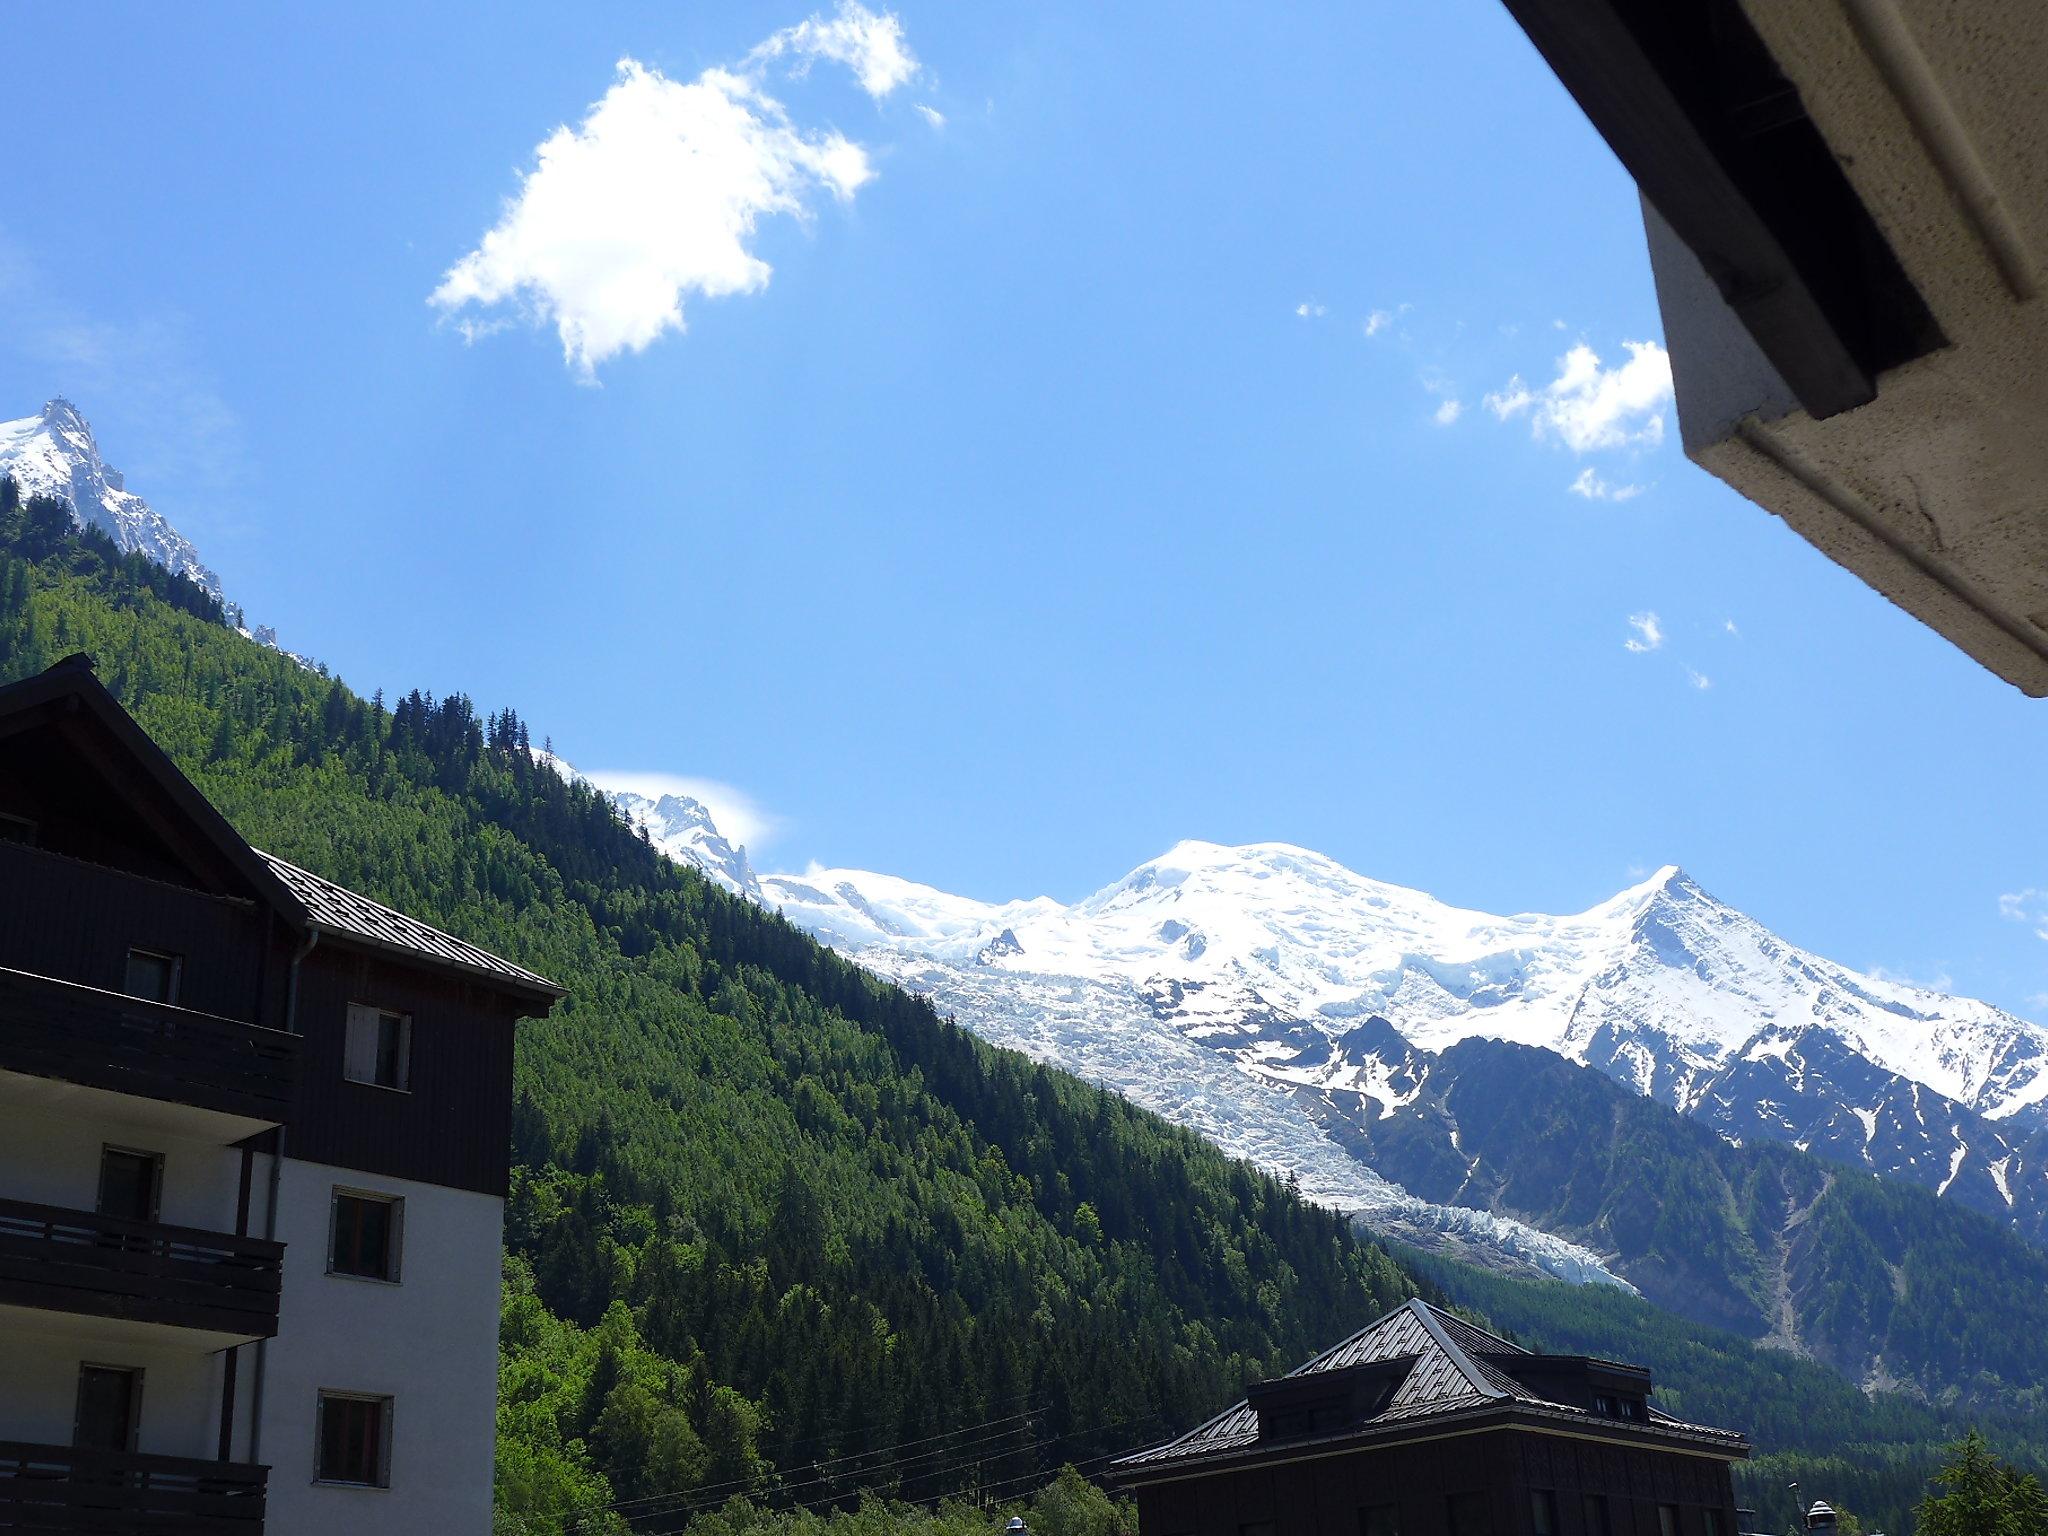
xmin=0 ymin=1197 xmax=283 ymax=1341
xmin=0 ymin=1442 xmax=266 ymax=1533
xmin=0 ymin=965 xmax=299 ymax=1127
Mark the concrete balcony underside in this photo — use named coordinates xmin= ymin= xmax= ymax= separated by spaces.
xmin=0 ymin=966 xmax=299 ymax=1142
xmin=0 ymin=1197 xmax=283 ymax=1346
xmin=0 ymin=1441 xmax=267 ymax=1534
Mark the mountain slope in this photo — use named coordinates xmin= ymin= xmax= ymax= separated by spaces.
xmin=0 ymin=495 xmax=1425 ymax=1529
xmin=0 ymin=399 xmax=222 ymax=600
xmin=717 ymin=844 xmax=2048 ymax=1247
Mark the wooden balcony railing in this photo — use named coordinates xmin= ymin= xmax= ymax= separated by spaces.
xmin=0 ymin=1197 xmax=283 ymax=1341
xmin=0 ymin=965 xmax=298 ymax=1127
xmin=0 ymin=1441 xmax=266 ymax=1533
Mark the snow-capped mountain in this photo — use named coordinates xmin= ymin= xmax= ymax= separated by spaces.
xmin=616 ymin=809 xmax=2048 ymax=1247
xmin=609 ymin=785 xmax=763 ymax=901
xmin=0 ymin=399 xmax=222 ymax=601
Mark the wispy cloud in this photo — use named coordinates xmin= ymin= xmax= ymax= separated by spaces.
xmin=432 ymin=4 xmax=914 ymax=378
xmin=747 ymin=1 xmax=920 ymax=98
xmin=1568 ymin=466 xmax=1644 ymax=501
xmin=914 ymin=102 xmax=946 ymax=130
xmin=1623 ymin=611 xmax=1664 ymax=654
xmin=1684 ymin=667 xmax=1712 ymax=691
xmin=1723 ymin=618 xmax=1740 ymax=637
xmin=1294 ymin=301 xmax=1326 ymax=319
xmin=1999 ymin=889 xmax=2048 ymax=941
xmin=0 ymin=230 xmax=252 ymax=547
xmin=1484 ymin=340 xmax=1672 ymax=453
xmin=1363 ymin=303 xmax=1410 ymax=339
xmin=1867 ymin=963 xmax=1955 ymax=994
xmin=1433 ymin=398 xmax=1463 ymax=426
xmin=585 ymin=769 xmax=787 ymax=850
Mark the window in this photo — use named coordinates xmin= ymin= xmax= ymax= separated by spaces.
xmin=315 ymin=1392 xmax=392 ymax=1487
xmin=1657 ymin=1508 xmax=1680 ymax=1536
xmin=123 ymin=948 xmax=181 ymax=1004
xmin=96 ymin=1147 xmax=163 ymax=1224
xmin=0 ymin=811 xmax=34 ymax=846
xmin=73 ymin=1365 xmax=143 ymax=1453
xmin=1530 ymin=1492 xmax=1557 ymax=1536
xmin=1582 ymin=1496 xmax=1611 ymax=1536
xmin=329 ymin=1190 xmax=403 ymax=1281
xmin=344 ymin=1004 xmax=410 ymax=1091
xmin=1361 ymin=1504 xmax=1401 ymax=1536
xmin=1447 ymin=1494 xmax=1490 ymax=1536
xmin=1703 ymin=1513 xmax=1725 ymax=1536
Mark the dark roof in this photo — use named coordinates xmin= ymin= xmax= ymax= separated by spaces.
xmin=1 ymin=656 xmax=561 ymax=1008
xmin=1111 ymin=1299 xmax=1747 ymax=1481
xmin=260 ymin=851 xmax=563 ymax=1003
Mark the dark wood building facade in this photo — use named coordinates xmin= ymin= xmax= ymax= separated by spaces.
xmin=1114 ymin=1301 xmax=1748 ymax=1536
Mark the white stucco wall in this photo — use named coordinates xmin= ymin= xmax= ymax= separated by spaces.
xmin=0 ymin=1318 xmax=242 ymax=1458
xmin=0 ymin=1097 xmax=242 ymax=1232
xmin=254 ymin=1155 xmax=505 ymax=1536
xmin=0 ymin=1097 xmax=254 ymax=1457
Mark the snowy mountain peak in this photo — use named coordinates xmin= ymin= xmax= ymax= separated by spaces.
xmin=0 ymin=398 xmax=223 ymax=601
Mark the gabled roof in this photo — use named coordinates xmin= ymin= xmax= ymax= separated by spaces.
xmin=1110 ymin=1299 xmax=1747 ymax=1480
xmin=1 ymin=655 xmax=561 ymax=1009
xmin=261 ymin=852 xmax=563 ymax=1004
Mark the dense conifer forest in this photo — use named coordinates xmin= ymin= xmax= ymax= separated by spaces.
xmin=3 ymin=477 xmax=2041 ymax=1536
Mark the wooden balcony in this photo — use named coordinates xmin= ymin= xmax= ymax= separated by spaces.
xmin=0 ymin=966 xmax=298 ymax=1131
xmin=0 ymin=1441 xmax=266 ymax=1533
xmin=0 ymin=1198 xmax=283 ymax=1343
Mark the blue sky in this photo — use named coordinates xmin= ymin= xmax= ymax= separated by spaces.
xmin=5 ymin=2 xmax=2047 ymax=1017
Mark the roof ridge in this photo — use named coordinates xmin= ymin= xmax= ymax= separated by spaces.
xmin=1405 ymin=1299 xmax=1510 ymax=1401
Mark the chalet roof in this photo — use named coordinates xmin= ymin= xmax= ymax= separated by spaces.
xmin=259 ymin=852 xmax=565 ymax=1004
xmin=1110 ymin=1299 xmax=1747 ymax=1481
xmin=1 ymin=656 xmax=561 ymax=1008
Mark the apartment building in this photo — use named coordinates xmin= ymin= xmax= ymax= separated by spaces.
xmin=0 ymin=654 xmax=562 ymax=1533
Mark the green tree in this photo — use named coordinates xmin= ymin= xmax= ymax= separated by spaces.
xmin=1918 ymin=1431 xmax=2048 ymax=1536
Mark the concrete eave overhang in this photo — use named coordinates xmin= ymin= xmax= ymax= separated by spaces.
xmin=1503 ymin=0 xmax=2048 ymax=695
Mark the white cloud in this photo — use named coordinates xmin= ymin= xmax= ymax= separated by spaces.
xmin=914 ymin=102 xmax=946 ymax=129
xmin=748 ymin=1 xmax=919 ymax=99
xmin=1685 ymin=667 xmax=1713 ymax=690
xmin=1723 ymin=618 xmax=1740 ymax=636
xmin=1433 ymin=398 xmax=1463 ymax=426
xmin=1364 ymin=310 xmax=1392 ymax=337
xmin=1999 ymin=889 xmax=2048 ymax=941
xmin=1568 ymin=466 xmax=1645 ymax=501
xmin=432 ymin=14 xmax=906 ymax=378
xmin=1485 ymin=340 xmax=1672 ymax=453
xmin=1295 ymin=301 xmax=1326 ymax=319
xmin=1623 ymin=611 xmax=1664 ymax=654
xmin=584 ymin=769 xmax=786 ymax=849
xmin=1867 ymin=963 xmax=1955 ymax=994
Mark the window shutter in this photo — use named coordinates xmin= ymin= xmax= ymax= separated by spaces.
xmin=344 ymin=1005 xmax=381 ymax=1082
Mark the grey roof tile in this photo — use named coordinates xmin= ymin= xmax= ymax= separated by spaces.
xmin=260 ymin=851 xmax=563 ymax=1000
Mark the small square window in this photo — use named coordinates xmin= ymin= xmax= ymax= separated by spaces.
xmin=97 ymin=1146 xmax=164 ymax=1224
xmin=1530 ymin=1492 xmax=1557 ymax=1536
xmin=123 ymin=948 xmax=181 ymax=1004
xmin=344 ymin=1005 xmax=410 ymax=1091
xmin=330 ymin=1191 xmax=403 ymax=1281
xmin=316 ymin=1392 xmax=391 ymax=1487
xmin=1657 ymin=1508 xmax=1680 ymax=1536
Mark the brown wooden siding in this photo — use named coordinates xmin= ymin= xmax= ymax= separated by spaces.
xmin=285 ymin=944 xmax=519 ymax=1197
xmin=1134 ymin=1428 xmax=1740 ymax=1536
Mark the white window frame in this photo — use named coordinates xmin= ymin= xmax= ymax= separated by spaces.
xmin=313 ymin=1390 xmax=394 ymax=1489
xmin=326 ymin=1187 xmax=404 ymax=1284
xmin=343 ymin=1004 xmax=412 ymax=1092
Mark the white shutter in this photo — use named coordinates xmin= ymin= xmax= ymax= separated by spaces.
xmin=343 ymin=1004 xmax=381 ymax=1083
